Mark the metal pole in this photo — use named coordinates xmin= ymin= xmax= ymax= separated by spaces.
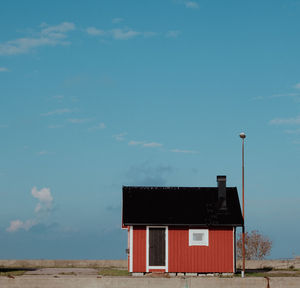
xmin=239 ymin=133 xmax=246 ymax=278
xmin=242 ymin=138 xmax=245 ymax=278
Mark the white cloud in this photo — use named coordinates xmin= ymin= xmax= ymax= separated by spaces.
xmin=143 ymin=142 xmax=163 ymax=148
xmin=112 ymin=18 xmax=123 ymax=24
xmin=0 ymin=67 xmax=8 ymax=72
xmin=128 ymin=140 xmax=163 ymax=148
xmin=53 ymin=95 xmax=64 ymax=100
xmin=68 ymin=118 xmax=91 ymax=124
xmin=252 ymin=93 xmax=300 ymax=101
xmin=89 ymin=122 xmax=106 ymax=130
xmin=86 ymin=27 xmax=106 ymax=36
xmin=185 ymin=1 xmax=199 ymax=8
xmin=111 ymin=29 xmax=140 ymax=40
xmin=284 ymin=128 xmax=300 ymax=134
xmin=128 ymin=140 xmax=144 ymax=146
xmin=7 ymin=220 xmax=24 ymax=232
xmin=0 ymin=22 xmax=75 ymax=56
xmin=294 ymin=83 xmax=300 ymax=89
xmin=270 ymin=93 xmax=299 ymax=98
xmin=86 ymin=26 xmax=157 ymax=41
xmin=41 ymin=108 xmax=73 ymax=116
xmin=37 ymin=150 xmax=51 ymax=155
xmin=269 ymin=116 xmax=300 ymax=125
xmin=31 ymin=186 xmax=53 ymax=213
xmin=171 ymin=148 xmax=199 ymax=154
xmin=6 ymin=219 xmax=37 ymax=232
xmin=86 ymin=27 xmax=141 ymax=40
xmin=41 ymin=22 xmax=75 ymax=36
xmin=113 ymin=132 xmax=127 ymax=141
xmin=6 ymin=186 xmax=53 ymax=232
xmin=166 ymin=30 xmax=181 ymax=38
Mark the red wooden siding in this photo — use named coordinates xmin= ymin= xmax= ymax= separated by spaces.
xmin=132 ymin=226 xmax=146 ymax=272
xmin=130 ymin=226 xmax=234 ymax=273
xmin=149 ymin=269 xmax=165 ymax=273
xmin=168 ymin=227 xmax=234 ymax=273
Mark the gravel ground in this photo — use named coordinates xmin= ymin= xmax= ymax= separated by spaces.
xmin=24 ymin=268 xmax=99 ymax=276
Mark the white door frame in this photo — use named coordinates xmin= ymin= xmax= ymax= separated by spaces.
xmin=129 ymin=226 xmax=133 ymax=272
xmin=146 ymin=226 xmax=168 ymax=272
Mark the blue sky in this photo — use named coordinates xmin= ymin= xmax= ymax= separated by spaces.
xmin=0 ymin=0 xmax=300 ymax=259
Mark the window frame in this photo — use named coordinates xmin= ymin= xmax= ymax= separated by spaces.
xmin=188 ymin=229 xmax=209 ymax=246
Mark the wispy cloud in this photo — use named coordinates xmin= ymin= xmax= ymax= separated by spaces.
xmin=143 ymin=142 xmax=163 ymax=148
xmin=166 ymin=30 xmax=181 ymax=38
xmin=143 ymin=31 xmax=158 ymax=38
xmin=270 ymin=93 xmax=300 ymax=98
xmin=128 ymin=140 xmax=163 ymax=148
xmin=269 ymin=116 xmax=300 ymax=125
xmin=185 ymin=1 xmax=199 ymax=8
xmin=0 ymin=124 xmax=8 ymax=128
xmin=67 ymin=118 xmax=91 ymax=124
xmin=0 ymin=67 xmax=8 ymax=72
xmin=40 ymin=22 xmax=75 ymax=37
xmin=111 ymin=28 xmax=141 ymax=40
xmin=52 ymin=95 xmax=65 ymax=102
xmin=86 ymin=26 xmax=157 ymax=40
xmin=53 ymin=95 xmax=64 ymax=99
xmin=294 ymin=83 xmax=300 ymax=89
xmin=88 ymin=122 xmax=106 ymax=130
xmin=112 ymin=18 xmax=123 ymax=24
xmin=128 ymin=140 xmax=144 ymax=146
xmin=284 ymin=128 xmax=300 ymax=134
xmin=252 ymin=93 xmax=300 ymax=101
xmin=41 ymin=108 xmax=73 ymax=116
xmin=48 ymin=124 xmax=64 ymax=129
xmin=0 ymin=22 xmax=75 ymax=55
xmin=86 ymin=27 xmax=105 ymax=36
xmin=113 ymin=132 xmax=127 ymax=141
xmin=175 ymin=0 xmax=199 ymax=9
xmin=171 ymin=148 xmax=199 ymax=154
xmin=126 ymin=163 xmax=173 ymax=186
xmin=7 ymin=187 xmax=54 ymax=232
xmin=37 ymin=150 xmax=52 ymax=155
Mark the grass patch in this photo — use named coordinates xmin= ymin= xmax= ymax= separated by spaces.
xmin=235 ymin=268 xmax=300 ymax=278
xmin=248 ymin=272 xmax=300 ymax=277
xmin=98 ymin=268 xmax=130 ymax=277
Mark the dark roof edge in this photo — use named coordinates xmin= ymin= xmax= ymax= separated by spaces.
xmin=123 ymin=186 xmax=238 ymax=189
xmin=123 ymin=223 xmax=243 ymax=227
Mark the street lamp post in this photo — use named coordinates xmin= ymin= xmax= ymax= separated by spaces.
xmin=239 ymin=132 xmax=246 ymax=278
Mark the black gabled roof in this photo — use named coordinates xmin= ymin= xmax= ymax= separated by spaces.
xmin=122 ymin=186 xmax=243 ymax=227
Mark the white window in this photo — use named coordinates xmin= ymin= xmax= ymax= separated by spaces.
xmin=189 ymin=229 xmax=209 ymax=246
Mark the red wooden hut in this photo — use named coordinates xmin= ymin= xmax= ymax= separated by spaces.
xmin=122 ymin=175 xmax=243 ymax=274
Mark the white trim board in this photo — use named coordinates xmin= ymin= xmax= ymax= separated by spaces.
xmin=129 ymin=226 xmax=133 ymax=272
xmin=148 ymin=266 xmax=166 ymax=270
xmin=233 ymin=227 xmax=236 ymax=273
xmin=146 ymin=226 xmax=168 ymax=272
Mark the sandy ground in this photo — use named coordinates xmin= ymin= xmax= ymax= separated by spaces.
xmin=22 ymin=268 xmax=100 ymax=278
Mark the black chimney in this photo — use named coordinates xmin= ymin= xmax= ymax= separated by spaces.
xmin=217 ymin=175 xmax=226 ymax=209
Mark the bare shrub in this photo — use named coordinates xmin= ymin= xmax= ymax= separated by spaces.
xmin=237 ymin=230 xmax=272 ymax=260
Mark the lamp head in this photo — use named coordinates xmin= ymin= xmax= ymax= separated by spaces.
xmin=239 ymin=132 xmax=246 ymax=139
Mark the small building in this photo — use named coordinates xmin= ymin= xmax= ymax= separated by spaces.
xmin=122 ymin=175 xmax=243 ymax=274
